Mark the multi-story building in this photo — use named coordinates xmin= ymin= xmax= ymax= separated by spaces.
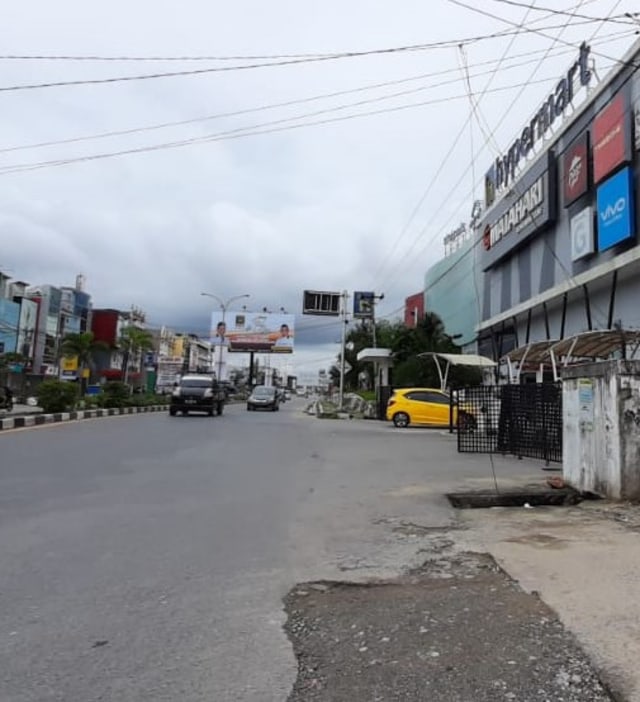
xmin=24 ymin=276 xmax=93 ymax=377
xmin=475 ymin=37 xmax=640 ymax=369
xmin=403 ymin=291 xmax=425 ymax=328
xmin=91 ymin=307 xmax=146 ymax=383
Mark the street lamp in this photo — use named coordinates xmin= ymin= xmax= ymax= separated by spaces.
xmin=201 ymin=292 xmax=250 ymax=381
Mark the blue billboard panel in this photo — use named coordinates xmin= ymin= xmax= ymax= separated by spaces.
xmin=353 ymin=291 xmax=375 ymax=318
xmin=597 ymin=166 xmax=635 ymax=251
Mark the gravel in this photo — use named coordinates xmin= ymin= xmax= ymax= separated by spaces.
xmin=284 ymin=553 xmax=613 ymax=702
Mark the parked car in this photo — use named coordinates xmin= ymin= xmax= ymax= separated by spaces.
xmin=385 ymin=387 xmax=476 ymax=429
xmin=247 ymin=385 xmax=279 ymax=412
xmin=169 ymin=374 xmax=226 ymax=417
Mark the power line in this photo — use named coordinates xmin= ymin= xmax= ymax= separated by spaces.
xmin=488 ymin=0 xmax=637 ymax=25
xmin=1 ymin=71 xmax=611 ymax=177
xmin=0 ymin=51 xmax=339 ymax=62
xmin=448 ymin=0 xmax=638 ymax=66
xmin=4 ymin=33 xmax=632 ymax=156
xmin=372 ymin=0 xmax=541 ymax=292
xmin=0 ymin=16 xmax=631 ymax=93
xmin=376 ymin=3 xmax=626 ymax=296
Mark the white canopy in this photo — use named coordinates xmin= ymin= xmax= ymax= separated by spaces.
xmin=417 ymin=352 xmax=496 ymax=390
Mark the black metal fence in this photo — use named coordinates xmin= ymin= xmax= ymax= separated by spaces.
xmin=455 ymin=383 xmax=562 ymax=464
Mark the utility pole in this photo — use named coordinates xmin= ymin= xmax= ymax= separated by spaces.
xmin=338 ymin=290 xmax=349 ymax=411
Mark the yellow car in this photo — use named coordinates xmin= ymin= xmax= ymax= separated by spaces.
xmin=386 ymin=387 xmax=476 ymax=429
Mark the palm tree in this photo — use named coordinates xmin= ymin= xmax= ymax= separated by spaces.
xmin=60 ymin=332 xmax=108 ymax=394
xmin=119 ymin=326 xmax=154 ymax=387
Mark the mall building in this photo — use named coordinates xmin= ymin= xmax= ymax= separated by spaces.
xmin=420 ymin=38 xmax=640 ymax=374
xmin=466 ymin=37 xmax=640 ymax=374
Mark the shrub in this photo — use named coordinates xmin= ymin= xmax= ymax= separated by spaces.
xmin=37 ymin=380 xmax=79 ymax=413
xmin=98 ymin=381 xmax=131 ymax=408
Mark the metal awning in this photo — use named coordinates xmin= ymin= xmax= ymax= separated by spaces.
xmin=549 ymin=329 xmax=640 ymax=380
xmin=417 ymin=352 xmax=496 ymax=391
xmin=501 ymin=340 xmax=560 ymax=383
xmin=502 ymin=340 xmax=560 ymax=364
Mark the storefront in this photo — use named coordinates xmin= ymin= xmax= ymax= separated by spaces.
xmin=476 ymin=38 xmax=640 ymax=374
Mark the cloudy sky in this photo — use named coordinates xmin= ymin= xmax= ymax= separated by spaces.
xmin=1 ymin=0 xmax=638 ymax=374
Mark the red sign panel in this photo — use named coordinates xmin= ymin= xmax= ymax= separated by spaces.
xmin=404 ymin=292 xmax=424 ymax=327
xmin=563 ymin=132 xmax=589 ymax=206
xmin=593 ymin=93 xmax=628 ymax=184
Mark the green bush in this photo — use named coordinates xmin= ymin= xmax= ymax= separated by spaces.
xmin=37 ymin=380 xmax=79 ymax=413
xmin=98 ymin=381 xmax=131 ymax=408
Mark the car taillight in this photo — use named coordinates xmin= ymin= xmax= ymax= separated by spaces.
xmin=388 ymin=399 xmax=396 ymax=407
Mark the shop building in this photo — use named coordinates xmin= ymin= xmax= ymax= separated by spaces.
xmin=474 ymin=38 xmax=640 ymax=370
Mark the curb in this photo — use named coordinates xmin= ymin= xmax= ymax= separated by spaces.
xmin=0 ymin=405 xmax=170 ymax=432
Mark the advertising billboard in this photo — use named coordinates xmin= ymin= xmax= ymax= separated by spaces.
xmin=596 ymin=166 xmax=635 ymax=251
xmin=480 ymin=151 xmax=557 ymax=271
xmin=593 ymin=92 xmax=629 ymax=184
xmin=211 ymin=311 xmax=295 ymax=353
xmin=570 ymin=207 xmax=594 ymax=261
xmin=353 ymin=291 xmax=374 ymax=318
xmin=563 ymin=132 xmax=589 ymax=206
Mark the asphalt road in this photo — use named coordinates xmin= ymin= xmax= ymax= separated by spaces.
xmin=0 ymin=398 xmax=575 ymax=701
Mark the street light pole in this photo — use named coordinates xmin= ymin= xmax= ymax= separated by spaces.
xmin=201 ymin=292 xmax=250 ymax=381
xmin=338 ymin=290 xmax=348 ymax=411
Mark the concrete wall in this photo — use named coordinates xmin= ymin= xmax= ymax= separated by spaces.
xmin=563 ymin=360 xmax=640 ymax=499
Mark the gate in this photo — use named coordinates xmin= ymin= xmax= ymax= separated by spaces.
xmin=455 ymin=383 xmax=562 ymax=463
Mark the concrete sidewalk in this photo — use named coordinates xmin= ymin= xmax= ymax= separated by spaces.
xmin=320 ymin=421 xmax=640 ymax=700
xmin=451 ymin=499 xmax=640 ymax=702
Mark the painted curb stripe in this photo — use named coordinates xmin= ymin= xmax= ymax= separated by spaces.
xmin=0 ymin=405 xmax=169 ymax=432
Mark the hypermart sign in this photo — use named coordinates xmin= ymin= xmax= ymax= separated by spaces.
xmin=597 ymin=166 xmax=635 ymax=251
xmin=485 ymin=42 xmax=592 ymax=206
xmin=481 ymin=151 xmax=557 ymax=270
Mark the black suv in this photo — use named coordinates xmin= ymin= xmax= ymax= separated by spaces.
xmin=169 ymin=375 xmax=226 ymax=416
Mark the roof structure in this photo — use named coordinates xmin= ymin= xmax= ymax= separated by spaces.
xmin=549 ymin=330 xmax=640 ymax=361
xmin=417 ymin=352 xmax=496 ymax=390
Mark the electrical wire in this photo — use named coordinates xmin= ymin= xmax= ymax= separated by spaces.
xmin=0 ymin=16 xmax=632 ymax=93
xmin=374 ymin=0 xmax=545 ymax=293
xmin=1 ymin=70 xmax=612 ymax=177
xmin=448 ymin=0 xmax=638 ymax=66
xmin=4 ymin=33 xmax=632 ymax=156
xmin=375 ymin=1 xmax=622 ymax=297
xmin=369 ymin=0 xmax=551 ymax=289
xmin=488 ymin=0 xmax=637 ymax=25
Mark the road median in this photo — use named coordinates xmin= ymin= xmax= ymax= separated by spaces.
xmin=0 ymin=405 xmax=169 ymax=431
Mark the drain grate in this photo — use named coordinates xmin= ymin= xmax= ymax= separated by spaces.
xmin=446 ymin=490 xmax=580 ymax=509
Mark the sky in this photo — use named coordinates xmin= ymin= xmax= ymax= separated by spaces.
xmin=1 ymin=0 xmax=638 ymax=375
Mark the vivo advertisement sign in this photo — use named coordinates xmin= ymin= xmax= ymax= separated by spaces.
xmin=596 ymin=166 xmax=635 ymax=251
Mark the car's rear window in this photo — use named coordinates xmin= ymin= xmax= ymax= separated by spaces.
xmin=253 ymin=387 xmax=275 ymax=397
xmin=181 ymin=379 xmax=212 ymax=388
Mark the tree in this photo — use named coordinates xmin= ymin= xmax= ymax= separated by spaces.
xmin=329 ymin=311 xmax=481 ymax=392
xmin=119 ymin=326 xmax=154 ymax=386
xmin=60 ymin=332 xmax=107 ymax=394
